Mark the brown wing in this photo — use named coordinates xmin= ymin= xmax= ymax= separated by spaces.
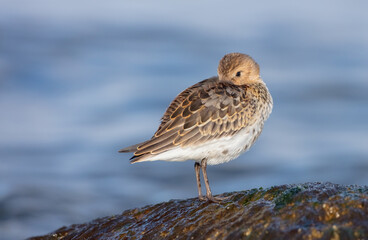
xmin=129 ymin=77 xmax=259 ymax=162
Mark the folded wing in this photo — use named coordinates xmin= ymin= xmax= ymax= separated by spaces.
xmin=128 ymin=78 xmax=257 ymax=163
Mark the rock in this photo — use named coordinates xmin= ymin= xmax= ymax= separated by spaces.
xmin=29 ymin=182 xmax=368 ymax=240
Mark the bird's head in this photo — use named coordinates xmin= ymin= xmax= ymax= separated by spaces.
xmin=217 ymin=53 xmax=261 ymax=85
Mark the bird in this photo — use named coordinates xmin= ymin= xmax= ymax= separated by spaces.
xmin=119 ymin=53 xmax=273 ymax=202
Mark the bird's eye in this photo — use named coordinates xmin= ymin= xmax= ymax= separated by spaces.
xmin=236 ymin=71 xmax=241 ymax=77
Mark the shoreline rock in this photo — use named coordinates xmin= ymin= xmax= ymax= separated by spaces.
xmin=29 ymin=182 xmax=368 ymax=239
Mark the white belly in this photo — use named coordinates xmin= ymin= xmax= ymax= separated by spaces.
xmin=144 ymin=121 xmax=264 ymax=165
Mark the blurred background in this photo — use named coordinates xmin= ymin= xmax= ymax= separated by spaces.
xmin=0 ymin=0 xmax=367 ymax=239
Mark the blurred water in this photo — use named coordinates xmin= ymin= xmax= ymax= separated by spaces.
xmin=0 ymin=0 xmax=368 ymax=239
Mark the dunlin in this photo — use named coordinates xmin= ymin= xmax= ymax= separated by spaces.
xmin=119 ymin=53 xmax=273 ymax=202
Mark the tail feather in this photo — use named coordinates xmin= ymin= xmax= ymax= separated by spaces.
xmin=129 ymin=154 xmax=149 ymax=164
xmin=119 ymin=140 xmax=153 ymax=164
xmin=118 ymin=141 xmax=148 ymax=153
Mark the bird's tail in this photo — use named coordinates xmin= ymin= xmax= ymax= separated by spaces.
xmin=119 ymin=140 xmax=151 ymax=164
xmin=118 ymin=142 xmax=142 ymax=153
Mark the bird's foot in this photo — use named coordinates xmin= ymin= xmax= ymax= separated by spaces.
xmin=207 ymin=195 xmax=231 ymax=203
xmin=198 ymin=195 xmax=207 ymax=201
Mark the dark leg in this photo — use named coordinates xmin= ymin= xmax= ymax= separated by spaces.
xmin=201 ymin=158 xmax=230 ymax=202
xmin=194 ymin=162 xmax=205 ymax=201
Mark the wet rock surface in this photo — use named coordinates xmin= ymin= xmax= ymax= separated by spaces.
xmin=29 ymin=182 xmax=368 ymax=240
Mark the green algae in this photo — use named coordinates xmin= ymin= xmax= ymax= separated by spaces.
xmin=274 ymin=186 xmax=303 ymax=209
xmin=241 ymin=188 xmax=266 ymax=206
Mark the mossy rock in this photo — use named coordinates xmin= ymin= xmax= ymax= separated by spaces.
xmin=29 ymin=182 xmax=368 ymax=240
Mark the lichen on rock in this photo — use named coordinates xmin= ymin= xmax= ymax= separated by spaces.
xmin=29 ymin=182 xmax=368 ymax=240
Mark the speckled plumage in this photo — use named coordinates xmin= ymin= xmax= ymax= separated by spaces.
xmin=120 ymin=53 xmax=273 ymax=201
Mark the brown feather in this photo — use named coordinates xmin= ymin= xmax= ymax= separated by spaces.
xmin=182 ymin=106 xmax=192 ymax=118
xmin=181 ymin=131 xmax=202 ymax=146
xmin=199 ymin=108 xmax=211 ymax=124
xmin=174 ymin=127 xmax=199 ymax=145
xmin=151 ymin=142 xmax=178 ymax=154
xmin=189 ymin=98 xmax=202 ymax=112
xmin=135 ymin=133 xmax=177 ymax=155
xmin=136 ymin=130 xmax=177 ymax=153
xmin=170 ymin=107 xmax=183 ymax=119
xmin=167 ymin=115 xmax=185 ymax=130
xmin=183 ymin=113 xmax=198 ymax=129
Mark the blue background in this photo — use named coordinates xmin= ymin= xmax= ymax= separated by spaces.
xmin=0 ymin=1 xmax=367 ymax=239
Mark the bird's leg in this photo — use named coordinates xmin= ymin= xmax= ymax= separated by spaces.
xmin=200 ymin=158 xmax=215 ymax=201
xmin=201 ymin=158 xmax=230 ymax=202
xmin=194 ymin=162 xmax=205 ymax=201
